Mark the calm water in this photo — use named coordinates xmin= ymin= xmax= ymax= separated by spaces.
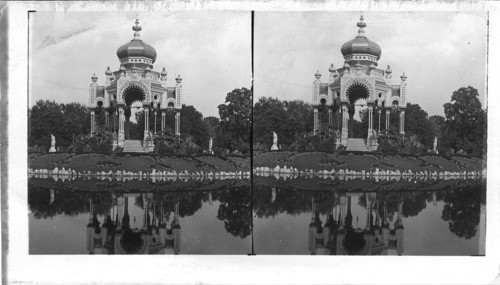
xmin=29 ymin=179 xmax=252 ymax=254
xmin=29 ymin=178 xmax=485 ymax=255
xmin=253 ymin=180 xmax=486 ymax=255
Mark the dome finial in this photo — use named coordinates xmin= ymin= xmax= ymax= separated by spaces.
xmin=133 ymin=18 xmax=142 ymax=40
xmin=357 ymin=14 xmax=366 ymax=36
xmin=314 ymin=70 xmax=321 ymax=79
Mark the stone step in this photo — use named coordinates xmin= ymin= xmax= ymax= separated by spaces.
xmin=123 ymin=140 xmax=145 ymax=153
xmin=346 ymin=138 xmax=371 ymax=152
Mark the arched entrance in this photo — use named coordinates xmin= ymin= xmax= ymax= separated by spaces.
xmin=346 ymin=82 xmax=370 ymax=139
xmin=341 ymin=81 xmax=376 ymax=144
xmin=123 ymin=86 xmax=146 ymax=140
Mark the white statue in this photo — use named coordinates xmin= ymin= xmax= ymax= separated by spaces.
xmin=433 ymin=137 xmax=438 ymax=154
xmin=209 ymin=137 xmax=213 ymax=154
xmin=271 ymin=131 xmax=279 ymax=150
xmin=49 ymin=134 xmax=56 ymax=152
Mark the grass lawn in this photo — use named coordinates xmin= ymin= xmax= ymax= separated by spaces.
xmin=254 ymin=151 xmax=483 ymax=173
xmin=29 ymin=153 xmax=250 ymax=173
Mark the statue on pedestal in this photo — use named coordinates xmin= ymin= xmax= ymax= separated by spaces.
xmin=433 ymin=137 xmax=438 ymax=154
xmin=209 ymin=137 xmax=213 ymax=154
xmin=271 ymin=131 xmax=279 ymax=150
xmin=49 ymin=134 xmax=57 ymax=152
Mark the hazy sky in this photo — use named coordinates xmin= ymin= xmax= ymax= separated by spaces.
xmin=31 ymin=11 xmax=251 ymax=118
xmin=255 ymin=11 xmax=487 ymax=117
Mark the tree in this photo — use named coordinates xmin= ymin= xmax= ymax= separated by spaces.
xmin=403 ymin=103 xmax=435 ymax=149
xmin=214 ymin=187 xmax=252 ymax=238
xmin=253 ymin=97 xmax=314 ymax=150
xmin=218 ymin=88 xmax=252 ymax=154
xmin=29 ymin=100 xmax=90 ymax=151
xmin=442 ymin=86 xmax=486 ymax=156
xmin=438 ymin=185 xmax=484 ymax=239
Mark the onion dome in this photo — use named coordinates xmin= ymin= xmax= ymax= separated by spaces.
xmin=116 ymin=19 xmax=157 ymax=64
xmin=119 ymin=64 xmax=126 ymax=72
xmin=340 ymin=15 xmax=382 ymax=62
xmin=400 ymin=72 xmax=407 ymax=81
xmin=314 ymin=70 xmax=321 ymax=79
xmin=161 ymin=67 xmax=167 ymax=77
xmin=91 ymin=73 xmax=98 ymax=82
xmin=369 ymin=63 xmax=376 ymax=70
xmin=175 ymin=74 xmax=182 ymax=83
xmin=105 ymin=66 xmax=112 ymax=76
xmin=328 ymin=63 xmax=336 ymax=73
xmin=385 ymin=65 xmax=392 ymax=74
xmin=145 ymin=65 xmax=151 ymax=72
xmin=343 ymin=61 xmax=350 ymax=69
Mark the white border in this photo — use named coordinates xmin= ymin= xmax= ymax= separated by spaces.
xmin=6 ymin=1 xmax=500 ymax=284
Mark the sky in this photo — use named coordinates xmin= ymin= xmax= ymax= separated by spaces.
xmin=30 ymin=11 xmax=251 ymax=118
xmin=255 ymin=11 xmax=488 ymax=117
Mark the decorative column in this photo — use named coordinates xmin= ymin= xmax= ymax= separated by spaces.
xmin=328 ymin=108 xmax=333 ymax=128
xmin=337 ymin=107 xmax=341 ymax=131
xmin=161 ymin=111 xmax=166 ymax=132
xmin=144 ymin=106 xmax=150 ymax=139
xmin=118 ymin=106 xmax=125 ymax=147
xmin=385 ymin=109 xmax=390 ymax=130
xmin=400 ymin=110 xmax=405 ymax=134
xmin=341 ymin=104 xmax=348 ymax=145
xmin=313 ymin=107 xmax=319 ymax=133
xmin=368 ymin=105 xmax=373 ymax=134
xmin=154 ymin=111 xmax=157 ymax=134
xmin=105 ymin=110 xmax=109 ymax=130
xmin=175 ymin=111 xmax=181 ymax=136
xmin=378 ymin=108 xmax=381 ymax=132
xmin=90 ymin=109 xmax=96 ymax=136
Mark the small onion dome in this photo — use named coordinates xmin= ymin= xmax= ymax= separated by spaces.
xmin=343 ymin=61 xmax=350 ymax=69
xmin=314 ymin=70 xmax=321 ymax=79
xmin=145 ymin=65 xmax=151 ymax=72
xmin=369 ymin=63 xmax=376 ymax=70
xmin=400 ymin=72 xmax=407 ymax=81
xmin=175 ymin=74 xmax=182 ymax=83
xmin=385 ymin=65 xmax=392 ymax=74
xmin=91 ymin=73 xmax=98 ymax=82
xmin=119 ymin=64 xmax=126 ymax=72
xmin=328 ymin=63 xmax=336 ymax=73
xmin=105 ymin=66 xmax=112 ymax=76
xmin=161 ymin=67 xmax=167 ymax=77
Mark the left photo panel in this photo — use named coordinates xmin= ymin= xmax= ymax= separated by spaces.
xmin=28 ymin=11 xmax=252 ymax=254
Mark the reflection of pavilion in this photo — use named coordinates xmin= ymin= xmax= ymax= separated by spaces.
xmin=308 ymin=193 xmax=404 ymax=255
xmin=86 ymin=193 xmax=181 ymax=254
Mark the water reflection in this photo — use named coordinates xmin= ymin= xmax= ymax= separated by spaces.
xmin=29 ymin=179 xmax=251 ymax=254
xmin=253 ymin=180 xmax=485 ymax=255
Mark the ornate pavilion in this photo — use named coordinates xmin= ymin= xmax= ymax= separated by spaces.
xmin=86 ymin=193 xmax=181 ymax=255
xmin=311 ymin=15 xmax=408 ymax=147
xmin=88 ymin=19 xmax=183 ymax=148
xmin=308 ymin=193 xmax=405 ymax=255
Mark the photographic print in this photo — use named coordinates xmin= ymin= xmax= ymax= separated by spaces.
xmin=28 ymin=10 xmax=252 ymax=255
xmin=253 ymin=12 xmax=487 ymax=255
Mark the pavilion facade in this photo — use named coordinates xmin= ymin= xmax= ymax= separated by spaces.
xmin=311 ymin=15 xmax=408 ymax=147
xmin=88 ymin=19 xmax=183 ymax=148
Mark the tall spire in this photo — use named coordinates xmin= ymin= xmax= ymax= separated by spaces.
xmin=132 ymin=18 xmax=142 ymax=40
xmin=357 ymin=14 xmax=366 ymax=36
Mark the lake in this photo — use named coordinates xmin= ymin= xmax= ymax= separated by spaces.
xmin=29 ymin=177 xmax=485 ymax=255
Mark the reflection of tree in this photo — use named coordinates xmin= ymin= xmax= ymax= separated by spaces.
xmin=28 ymin=186 xmax=112 ymax=219
xmin=135 ymin=191 xmax=208 ymax=219
xmin=438 ymin=185 xmax=484 ymax=239
xmin=213 ymin=187 xmax=252 ymax=238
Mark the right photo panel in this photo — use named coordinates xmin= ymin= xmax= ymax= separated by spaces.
xmin=253 ymin=12 xmax=487 ymax=255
